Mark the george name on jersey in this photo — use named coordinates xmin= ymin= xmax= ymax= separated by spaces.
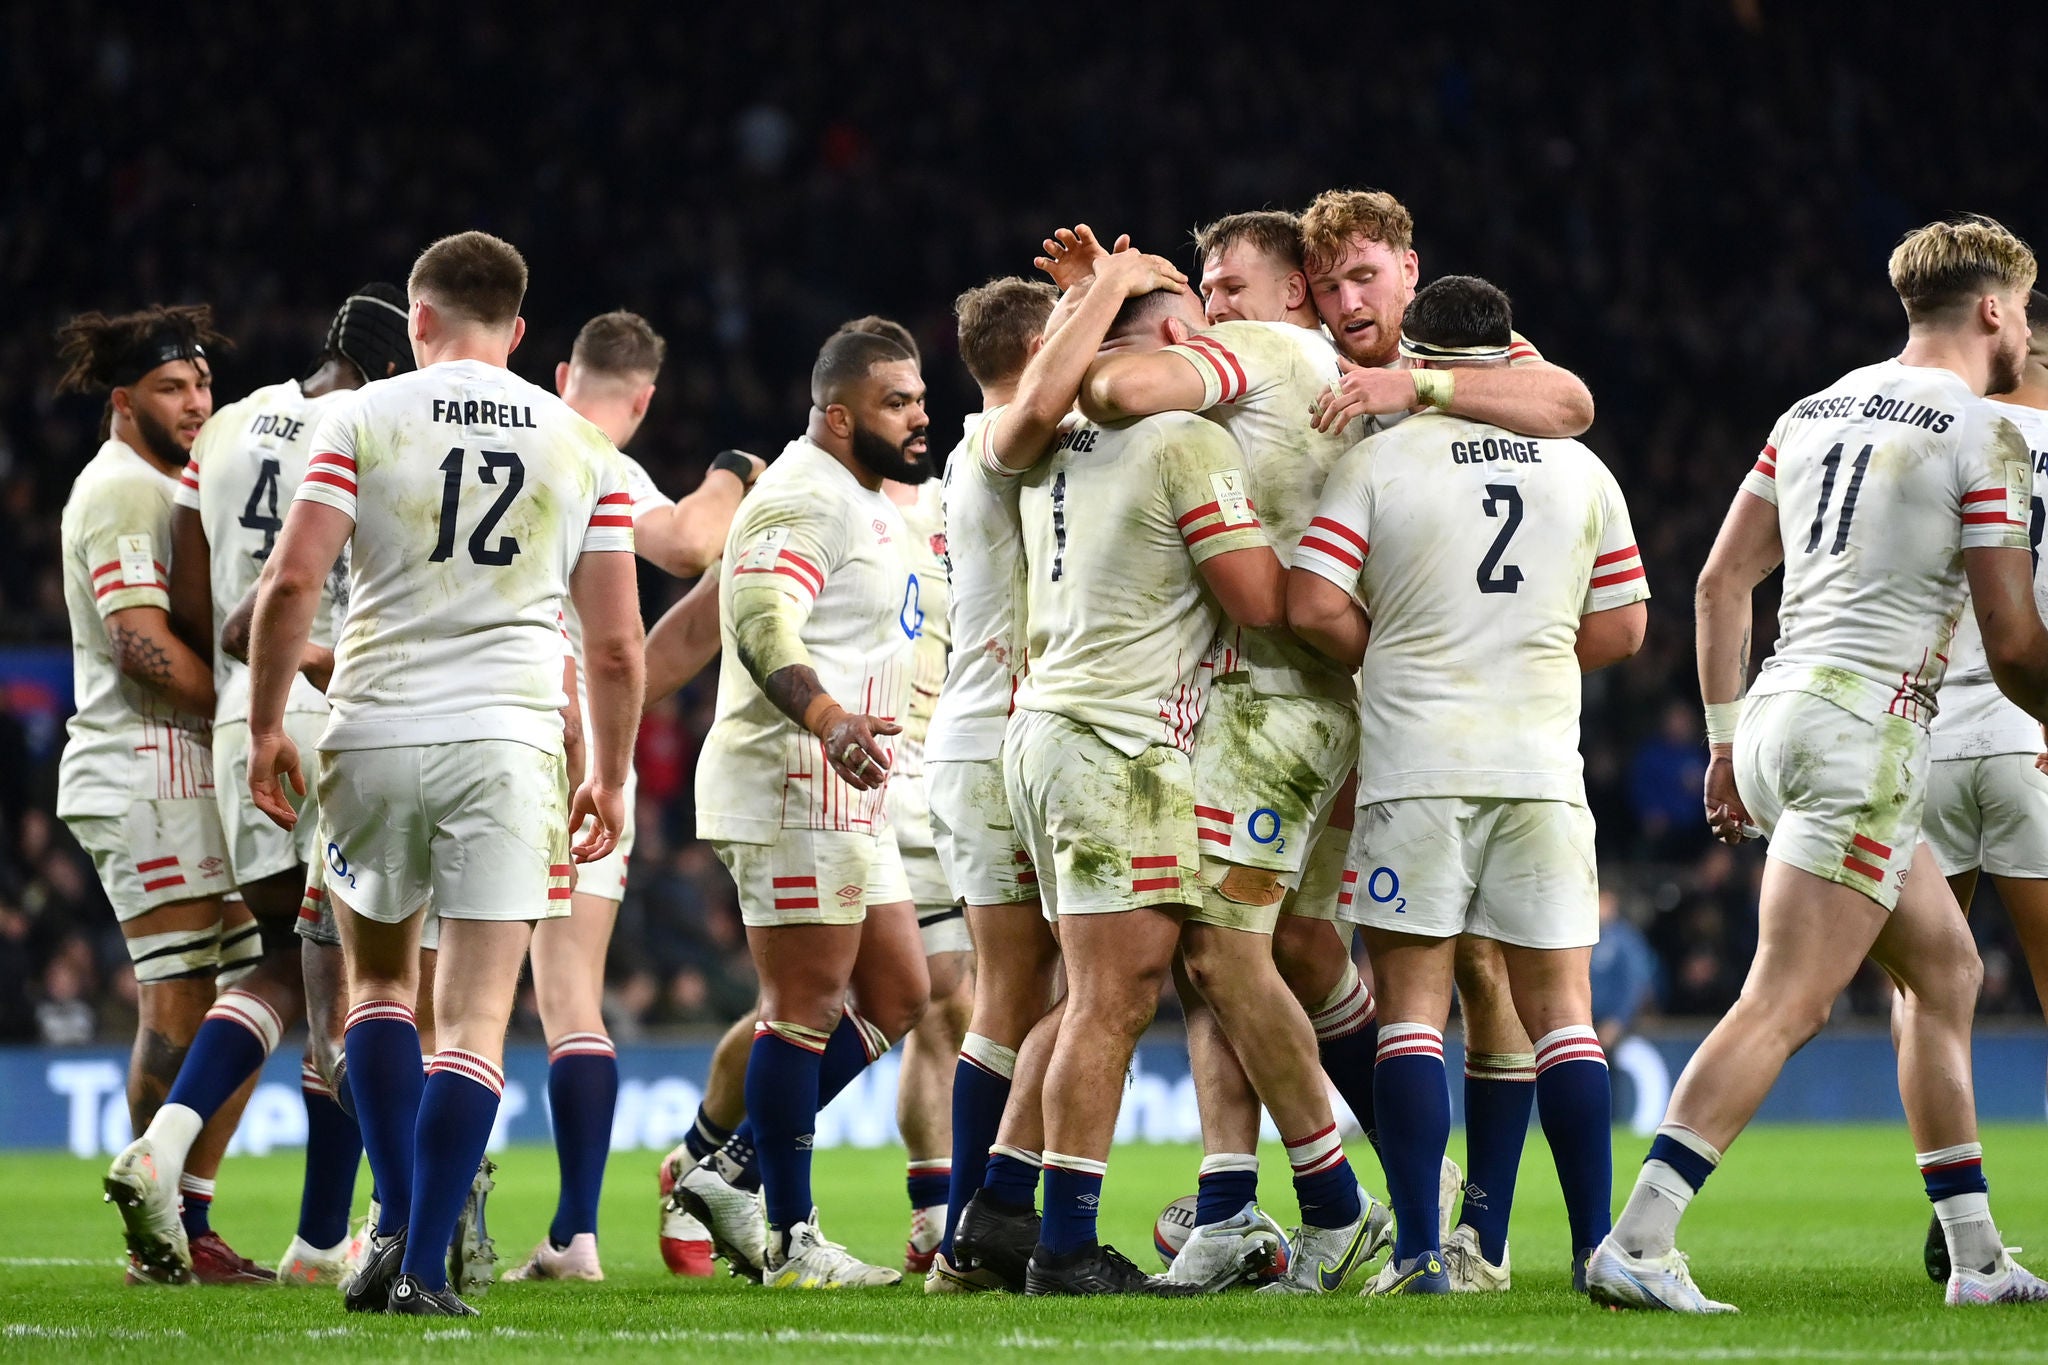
xmin=431 ymin=398 xmax=536 ymax=429
xmin=1451 ymin=437 xmax=1543 ymax=465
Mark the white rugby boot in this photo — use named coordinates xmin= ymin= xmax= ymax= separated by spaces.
xmin=276 ymin=1233 xmax=353 ymax=1286
xmin=1439 ymin=1155 xmax=1464 ymax=1248
xmin=1257 ymin=1191 xmax=1393 ymax=1295
xmin=1163 ymin=1202 xmax=1287 ymax=1292
xmin=104 ymin=1137 xmax=191 ymax=1285
xmin=1584 ymin=1236 xmax=1737 ymax=1313
xmin=1443 ymin=1223 xmax=1511 ymax=1292
xmin=503 ymin=1232 xmax=604 ymax=1282
xmin=675 ymin=1159 xmax=767 ymax=1282
xmin=1946 ymin=1247 xmax=2048 ymax=1305
xmin=765 ymin=1220 xmax=902 ymax=1288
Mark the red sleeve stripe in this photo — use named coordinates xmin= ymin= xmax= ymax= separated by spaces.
xmin=303 ymin=469 xmax=357 ymax=495
xmin=1298 ymin=535 xmax=1362 ymax=570
xmin=179 ymin=464 xmax=200 ymax=488
xmin=777 ymin=551 xmax=825 ymax=595
xmin=1183 ymin=335 xmax=1248 ymax=402
xmin=1962 ymin=512 xmax=2025 ymax=526
xmin=96 ymin=577 xmax=167 ymax=599
xmin=1132 ymin=855 xmax=1178 ymax=869
xmin=1176 ymin=500 xmax=1222 ymax=528
xmin=92 ymin=560 xmax=166 ymax=580
xmin=1592 ymin=544 xmax=1639 ymax=568
xmin=1752 ymin=460 xmax=1776 ymax=478
xmin=1508 ymin=342 xmax=1538 ymax=360
xmin=597 ymin=492 xmax=632 ymax=506
xmin=589 ymin=515 xmax=634 ymax=528
xmin=308 ymin=451 xmax=355 ymax=472
xmin=1962 ymin=488 xmax=2007 ymax=505
xmin=1309 ymin=516 xmax=1367 ymax=555
xmin=1590 ymin=565 xmax=1647 ymax=589
xmin=1185 ymin=517 xmax=1258 ymax=546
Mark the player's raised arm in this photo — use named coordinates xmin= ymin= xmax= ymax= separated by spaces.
xmin=634 ymin=451 xmax=763 ymax=576
xmin=643 ymin=565 xmax=721 ymax=706
xmin=984 ymin=248 xmax=1186 ymax=471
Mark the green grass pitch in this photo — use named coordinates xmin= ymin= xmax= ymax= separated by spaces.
xmin=5 ymin=1125 xmax=2048 ymax=1363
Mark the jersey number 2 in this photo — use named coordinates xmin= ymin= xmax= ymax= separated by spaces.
xmin=239 ymin=457 xmax=283 ymax=561
xmin=431 ymin=447 xmax=525 ymax=566
xmin=1477 ymin=483 xmax=1524 ymax=594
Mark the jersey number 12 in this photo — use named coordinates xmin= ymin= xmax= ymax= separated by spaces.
xmin=431 ymin=447 xmax=525 ymax=566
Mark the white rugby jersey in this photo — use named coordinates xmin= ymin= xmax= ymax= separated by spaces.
xmin=562 ymin=450 xmax=672 ymax=693
xmin=58 ymin=439 xmax=214 ymax=817
xmin=297 ymin=358 xmax=634 ymax=752
xmin=1296 ymin=412 xmax=1648 ymax=805
xmin=1014 ymin=411 xmax=1271 ymax=757
xmin=927 ymin=411 xmax=1029 ymax=763
xmin=1741 ymin=360 xmax=2032 ymax=727
xmin=1930 ymin=399 xmax=2048 ymax=760
xmin=177 ymin=380 xmax=346 ymax=725
xmin=695 ymin=438 xmax=916 ymax=842
xmin=892 ymin=476 xmax=951 ymax=776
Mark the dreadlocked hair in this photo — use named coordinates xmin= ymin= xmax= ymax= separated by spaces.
xmin=54 ymin=304 xmax=231 ymax=395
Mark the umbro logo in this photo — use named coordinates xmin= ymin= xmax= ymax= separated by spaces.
xmin=795 ymin=1133 xmax=815 ymax=1150
xmin=198 ymin=857 xmax=224 ymax=875
xmin=836 ymin=884 xmax=863 ymax=906
xmin=1077 ymin=1193 xmax=1099 ymax=1208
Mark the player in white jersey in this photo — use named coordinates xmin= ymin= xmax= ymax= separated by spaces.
xmin=53 ymin=304 xmax=271 ymax=1286
xmin=502 ymin=311 xmax=761 ymax=1286
xmin=1291 ymin=276 xmax=1650 ymax=1298
xmin=1593 ymin=217 xmax=2048 ymax=1313
xmin=246 ymin=232 xmax=643 ymax=1317
xmin=684 ymin=328 xmax=933 ymax=1290
xmin=134 ymin=284 xmax=415 ymax=1288
xmin=1918 ymin=294 xmax=2048 ymax=1282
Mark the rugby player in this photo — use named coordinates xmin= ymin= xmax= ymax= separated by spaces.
xmin=1591 ymin=216 xmax=2048 ymax=1311
xmin=504 ymin=312 xmax=760 ymax=1284
xmin=248 ymin=231 xmax=643 ymax=1315
xmin=1291 ymin=274 xmax=1649 ymax=1295
xmin=55 ymin=304 xmax=273 ymax=1285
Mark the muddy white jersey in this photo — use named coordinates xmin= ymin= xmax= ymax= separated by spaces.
xmin=1014 ymin=411 xmax=1270 ymax=758
xmin=58 ymin=439 xmax=213 ymax=817
xmin=696 ymin=438 xmax=917 ymax=843
xmin=928 ymin=410 xmax=1032 ymax=763
xmin=177 ymin=380 xmax=346 ymax=725
xmin=892 ymin=476 xmax=950 ymax=776
xmin=296 ymin=358 xmax=634 ymax=753
xmin=1931 ymin=400 xmax=2048 ymax=760
xmin=562 ymin=450 xmax=671 ymax=707
xmin=1740 ymin=360 xmax=2032 ymax=727
xmin=1296 ymin=412 xmax=1648 ymax=805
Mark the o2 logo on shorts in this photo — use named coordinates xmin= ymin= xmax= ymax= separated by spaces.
xmin=900 ymin=574 xmax=924 ymax=641
xmin=326 ymin=842 xmax=359 ymax=890
xmin=1246 ymin=807 xmax=1286 ymax=854
xmin=1366 ymin=866 xmax=1406 ymax=914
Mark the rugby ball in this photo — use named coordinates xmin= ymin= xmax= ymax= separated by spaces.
xmin=1153 ymin=1194 xmax=1199 ymax=1268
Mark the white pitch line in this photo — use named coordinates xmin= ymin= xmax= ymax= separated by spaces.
xmin=3 ymin=1321 xmax=2041 ymax=1362
xmin=0 ymin=1257 xmax=120 ymax=1268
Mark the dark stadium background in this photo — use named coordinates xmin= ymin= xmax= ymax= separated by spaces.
xmin=2 ymin=0 xmax=2046 ymax=1045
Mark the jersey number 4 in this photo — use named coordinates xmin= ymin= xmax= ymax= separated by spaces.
xmin=430 ymin=447 xmax=524 ymax=566
xmin=239 ymin=457 xmax=283 ymax=561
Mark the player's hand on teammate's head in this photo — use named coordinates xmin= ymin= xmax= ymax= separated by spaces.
xmin=1310 ymin=356 xmax=1422 ymax=433
xmin=1701 ymin=754 xmax=1755 ymax=846
xmin=247 ymin=729 xmax=304 ymax=832
xmin=1091 ymin=248 xmax=1187 ymax=299
xmin=819 ymin=709 xmax=901 ymax=791
xmin=569 ymin=780 xmax=624 ymax=864
xmin=1035 ymin=224 xmax=1133 ymax=293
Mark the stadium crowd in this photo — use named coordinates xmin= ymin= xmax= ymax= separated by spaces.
xmin=3 ymin=0 xmax=2047 ymax=1046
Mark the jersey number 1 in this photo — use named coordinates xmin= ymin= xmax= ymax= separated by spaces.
xmin=431 ymin=447 xmax=525 ymax=566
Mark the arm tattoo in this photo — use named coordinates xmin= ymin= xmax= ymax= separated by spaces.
xmin=107 ymin=623 xmax=174 ymax=687
xmin=131 ymin=1029 xmax=190 ymax=1126
xmin=763 ymin=664 xmax=827 ymax=731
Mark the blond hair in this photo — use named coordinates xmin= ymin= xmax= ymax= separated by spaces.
xmin=1888 ymin=216 xmax=2036 ymax=324
xmin=1194 ymin=211 xmax=1305 ymax=273
xmin=1299 ymin=189 xmax=1415 ymax=278
xmin=952 ymin=278 xmax=1057 ymax=387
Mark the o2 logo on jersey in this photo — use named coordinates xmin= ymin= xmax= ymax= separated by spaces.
xmin=327 ymin=842 xmax=360 ymax=891
xmin=900 ymin=574 xmax=924 ymax=641
xmin=1246 ymin=807 xmax=1286 ymax=853
xmin=1366 ymin=866 xmax=1406 ymax=914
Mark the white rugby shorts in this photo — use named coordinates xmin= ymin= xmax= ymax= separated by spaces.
xmin=1923 ymin=752 xmax=2048 ymax=879
xmin=68 ymin=798 xmax=234 ymax=922
xmin=717 ymin=826 xmax=912 ymax=928
xmin=315 ymin=739 xmax=571 ymax=924
xmin=1735 ymin=689 xmax=1925 ymax=912
xmin=213 ymin=713 xmax=326 ymax=885
xmin=1343 ymin=796 xmax=1599 ymax=949
xmin=929 ymin=755 xmax=1039 ymax=907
